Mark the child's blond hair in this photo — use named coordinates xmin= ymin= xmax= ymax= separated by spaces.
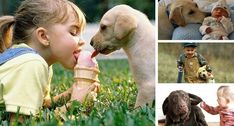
xmin=217 ymin=86 xmax=234 ymax=102
xmin=0 ymin=0 xmax=86 ymax=53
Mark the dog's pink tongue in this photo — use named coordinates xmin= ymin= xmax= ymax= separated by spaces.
xmin=91 ymin=50 xmax=99 ymax=58
xmin=77 ymin=51 xmax=98 ymax=67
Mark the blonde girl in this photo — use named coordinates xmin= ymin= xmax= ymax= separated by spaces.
xmin=0 ymin=0 xmax=99 ymax=123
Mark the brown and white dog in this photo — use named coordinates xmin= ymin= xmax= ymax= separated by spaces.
xmin=197 ymin=65 xmax=215 ymax=83
xmin=90 ymin=5 xmax=155 ymax=107
xmin=158 ymin=0 xmax=206 ymax=40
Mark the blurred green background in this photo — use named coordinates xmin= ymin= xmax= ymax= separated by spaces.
xmin=158 ymin=43 xmax=234 ymax=83
xmin=0 ymin=0 xmax=155 ymax=22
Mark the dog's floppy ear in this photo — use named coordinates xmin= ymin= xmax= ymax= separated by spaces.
xmin=114 ymin=14 xmax=137 ymax=40
xmin=169 ymin=6 xmax=186 ymax=26
xmin=162 ymin=97 xmax=169 ymax=115
xmin=189 ymin=93 xmax=202 ymax=105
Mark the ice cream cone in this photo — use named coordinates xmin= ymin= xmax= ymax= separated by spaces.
xmin=74 ymin=65 xmax=100 ymax=87
xmin=73 ymin=50 xmax=100 ymax=102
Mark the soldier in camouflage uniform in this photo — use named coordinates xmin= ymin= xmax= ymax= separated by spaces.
xmin=177 ymin=43 xmax=212 ymax=83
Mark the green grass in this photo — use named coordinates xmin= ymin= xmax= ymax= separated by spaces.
xmin=1 ymin=59 xmax=155 ymax=126
xmin=158 ymin=52 xmax=178 ymax=83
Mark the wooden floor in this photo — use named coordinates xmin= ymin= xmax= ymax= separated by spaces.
xmin=158 ymin=122 xmax=219 ymax=126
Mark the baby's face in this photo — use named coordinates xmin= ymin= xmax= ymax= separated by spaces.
xmin=183 ymin=47 xmax=196 ymax=58
xmin=212 ymin=7 xmax=229 ymax=18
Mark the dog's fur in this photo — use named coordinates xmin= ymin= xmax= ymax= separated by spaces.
xmin=90 ymin=5 xmax=155 ymax=107
xmin=197 ymin=65 xmax=215 ymax=83
xmin=158 ymin=0 xmax=206 ymax=40
xmin=162 ymin=90 xmax=208 ymax=126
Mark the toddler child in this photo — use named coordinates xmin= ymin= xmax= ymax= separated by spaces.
xmin=177 ymin=43 xmax=212 ymax=83
xmin=200 ymin=86 xmax=234 ymax=126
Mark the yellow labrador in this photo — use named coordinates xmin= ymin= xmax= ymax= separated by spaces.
xmin=90 ymin=5 xmax=155 ymax=107
xmin=158 ymin=0 xmax=206 ymax=40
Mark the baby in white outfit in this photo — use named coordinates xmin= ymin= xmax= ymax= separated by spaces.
xmin=200 ymin=0 xmax=234 ymax=40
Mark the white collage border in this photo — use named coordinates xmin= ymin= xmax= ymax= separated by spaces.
xmin=155 ymin=1 xmax=234 ymax=126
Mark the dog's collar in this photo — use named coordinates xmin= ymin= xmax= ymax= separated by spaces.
xmin=166 ymin=5 xmax=179 ymax=28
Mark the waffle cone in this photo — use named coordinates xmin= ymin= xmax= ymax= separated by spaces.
xmin=74 ymin=66 xmax=99 ymax=87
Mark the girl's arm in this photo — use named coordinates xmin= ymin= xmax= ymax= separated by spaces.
xmin=44 ymin=82 xmax=99 ymax=108
xmin=9 ymin=113 xmax=28 ymax=125
xmin=43 ymin=87 xmax=72 ymax=108
xmin=9 ymin=84 xmax=83 ymax=124
xmin=50 ymin=82 xmax=99 ymax=114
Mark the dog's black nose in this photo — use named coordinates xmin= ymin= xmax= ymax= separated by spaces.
xmin=90 ymin=40 xmax=93 ymax=46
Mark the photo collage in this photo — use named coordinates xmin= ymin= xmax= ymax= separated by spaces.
xmin=157 ymin=0 xmax=234 ymax=126
xmin=1 ymin=0 xmax=234 ymax=125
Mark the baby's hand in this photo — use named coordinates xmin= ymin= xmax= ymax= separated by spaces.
xmin=217 ymin=17 xmax=223 ymax=22
xmin=205 ymin=27 xmax=212 ymax=34
xmin=200 ymin=101 xmax=206 ymax=108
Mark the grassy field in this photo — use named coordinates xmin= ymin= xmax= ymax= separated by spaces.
xmin=1 ymin=59 xmax=155 ymax=126
xmin=158 ymin=43 xmax=234 ymax=83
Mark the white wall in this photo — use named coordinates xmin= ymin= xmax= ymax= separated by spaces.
xmin=156 ymin=84 xmax=233 ymax=122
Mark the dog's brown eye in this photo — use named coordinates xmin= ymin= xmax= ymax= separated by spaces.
xmin=195 ymin=4 xmax=198 ymax=8
xmin=188 ymin=10 xmax=195 ymax=15
xmin=100 ymin=24 xmax=107 ymax=30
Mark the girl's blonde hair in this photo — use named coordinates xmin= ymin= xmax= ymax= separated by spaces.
xmin=217 ymin=86 xmax=234 ymax=102
xmin=0 ymin=0 xmax=86 ymax=53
